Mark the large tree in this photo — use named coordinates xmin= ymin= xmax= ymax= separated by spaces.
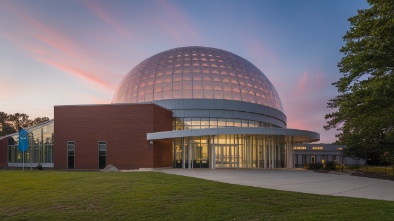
xmin=324 ymin=0 xmax=394 ymax=165
xmin=0 ymin=112 xmax=15 ymax=136
xmin=0 ymin=111 xmax=49 ymax=136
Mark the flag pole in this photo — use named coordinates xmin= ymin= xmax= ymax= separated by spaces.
xmin=18 ymin=127 xmax=28 ymax=171
xmin=30 ymin=141 xmax=33 ymax=170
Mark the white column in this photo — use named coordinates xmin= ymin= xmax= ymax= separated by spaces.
xmin=263 ymin=136 xmax=267 ymax=169
xmin=271 ymin=138 xmax=274 ymax=169
xmin=182 ymin=138 xmax=185 ymax=169
xmin=291 ymin=143 xmax=294 ymax=168
xmin=272 ymin=138 xmax=276 ymax=169
xmin=268 ymin=138 xmax=271 ymax=169
xmin=257 ymin=135 xmax=260 ymax=169
xmin=291 ymin=140 xmax=294 ymax=168
xmin=236 ymin=135 xmax=240 ymax=168
xmin=188 ymin=137 xmax=191 ymax=169
xmin=286 ymin=139 xmax=290 ymax=168
xmin=287 ymin=139 xmax=294 ymax=169
xmin=210 ymin=135 xmax=216 ymax=170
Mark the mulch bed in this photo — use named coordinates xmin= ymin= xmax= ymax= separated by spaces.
xmin=312 ymin=169 xmax=394 ymax=181
xmin=350 ymin=171 xmax=394 ymax=181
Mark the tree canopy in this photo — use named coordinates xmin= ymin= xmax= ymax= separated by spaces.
xmin=0 ymin=112 xmax=49 ymax=136
xmin=325 ymin=0 xmax=394 ymax=164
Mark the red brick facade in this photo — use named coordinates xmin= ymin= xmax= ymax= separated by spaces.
xmin=54 ymin=104 xmax=173 ymax=170
xmin=0 ymin=138 xmax=8 ymax=168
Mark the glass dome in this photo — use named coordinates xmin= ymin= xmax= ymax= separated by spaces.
xmin=112 ymin=46 xmax=284 ymax=112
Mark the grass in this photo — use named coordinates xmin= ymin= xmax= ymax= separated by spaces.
xmin=361 ymin=165 xmax=394 ymax=174
xmin=340 ymin=165 xmax=394 ymax=179
xmin=0 ymin=171 xmax=393 ymax=221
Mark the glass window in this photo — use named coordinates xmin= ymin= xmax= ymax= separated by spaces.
xmin=218 ymin=118 xmax=226 ymax=128
xmin=209 ymin=118 xmax=217 ymax=128
xmin=183 ymin=118 xmax=191 ymax=130
xmin=193 ymin=90 xmax=203 ymax=98
xmin=172 ymin=117 xmax=282 ymax=130
xmin=99 ymin=141 xmax=106 ymax=169
xmin=234 ymin=119 xmax=242 ymax=127
xmin=250 ymin=121 xmax=259 ymax=128
xmin=200 ymin=118 xmax=209 ymax=129
xmin=67 ymin=141 xmax=75 ymax=169
xmin=191 ymin=118 xmax=201 ymax=129
xmin=226 ymin=119 xmax=234 ymax=127
xmin=174 ymin=118 xmax=183 ymax=130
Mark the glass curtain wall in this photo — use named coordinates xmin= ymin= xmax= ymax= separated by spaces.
xmin=173 ymin=134 xmax=287 ymax=169
xmin=173 ymin=117 xmax=281 ymax=130
xmin=7 ymin=121 xmax=54 ymax=165
xmin=173 ymin=137 xmax=210 ymax=168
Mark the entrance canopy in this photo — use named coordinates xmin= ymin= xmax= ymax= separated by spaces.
xmin=147 ymin=127 xmax=319 ymax=143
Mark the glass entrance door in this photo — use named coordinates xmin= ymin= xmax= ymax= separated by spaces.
xmin=192 ymin=142 xmax=209 ymax=168
xmin=215 ymin=144 xmax=239 ymax=168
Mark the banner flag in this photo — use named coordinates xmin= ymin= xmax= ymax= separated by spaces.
xmin=18 ymin=128 xmax=28 ymax=152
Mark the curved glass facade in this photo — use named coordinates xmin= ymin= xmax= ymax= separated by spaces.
xmin=7 ymin=121 xmax=54 ymax=166
xmin=173 ymin=117 xmax=281 ymax=130
xmin=112 ymin=46 xmax=283 ymax=112
xmin=173 ymin=135 xmax=288 ymax=169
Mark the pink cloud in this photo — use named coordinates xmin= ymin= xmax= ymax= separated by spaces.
xmin=296 ymin=71 xmax=309 ymax=93
xmin=294 ymin=69 xmax=330 ymax=97
xmin=2 ymin=32 xmax=115 ymax=90
xmin=245 ymin=36 xmax=277 ymax=65
xmin=0 ymin=1 xmax=121 ymax=90
xmin=155 ymin=0 xmax=201 ymax=42
xmin=283 ymin=69 xmax=336 ymax=143
xmin=36 ymin=57 xmax=115 ymax=91
xmin=81 ymin=0 xmax=132 ymax=38
xmin=82 ymin=95 xmax=111 ymax=104
xmin=0 ymin=81 xmax=19 ymax=96
xmin=156 ymin=19 xmax=184 ymax=42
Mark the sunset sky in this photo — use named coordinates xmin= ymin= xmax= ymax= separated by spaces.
xmin=0 ymin=0 xmax=369 ymax=143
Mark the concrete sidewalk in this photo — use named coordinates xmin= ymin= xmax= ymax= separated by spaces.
xmin=158 ymin=168 xmax=394 ymax=201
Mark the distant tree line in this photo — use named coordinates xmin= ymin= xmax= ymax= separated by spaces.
xmin=0 ymin=111 xmax=49 ymax=136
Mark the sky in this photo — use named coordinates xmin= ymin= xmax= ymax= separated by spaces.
xmin=0 ymin=0 xmax=370 ymax=143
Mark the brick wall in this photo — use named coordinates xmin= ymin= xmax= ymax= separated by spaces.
xmin=152 ymin=105 xmax=173 ymax=167
xmin=0 ymin=138 xmax=8 ymax=168
xmin=54 ymin=103 xmax=172 ymax=170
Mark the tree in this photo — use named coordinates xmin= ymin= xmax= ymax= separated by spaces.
xmin=0 ymin=111 xmax=49 ymax=136
xmin=324 ymin=0 xmax=394 ymax=166
xmin=0 ymin=112 xmax=15 ymax=136
xmin=31 ymin=117 xmax=50 ymax=127
xmin=7 ymin=113 xmax=32 ymax=131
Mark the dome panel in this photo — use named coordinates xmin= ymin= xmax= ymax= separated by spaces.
xmin=112 ymin=46 xmax=284 ymax=112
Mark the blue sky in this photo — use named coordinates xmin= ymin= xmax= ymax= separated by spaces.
xmin=0 ymin=0 xmax=370 ymax=143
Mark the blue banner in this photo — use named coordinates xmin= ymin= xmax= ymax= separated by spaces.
xmin=18 ymin=128 xmax=28 ymax=152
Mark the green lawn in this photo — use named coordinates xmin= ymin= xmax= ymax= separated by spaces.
xmin=341 ymin=165 xmax=394 ymax=179
xmin=361 ymin=165 xmax=394 ymax=174
xmin=0 ymin=171 xmax=393 ymax=221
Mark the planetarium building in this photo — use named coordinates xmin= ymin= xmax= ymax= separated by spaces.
xmin=0 ymin=46 xmax=319 ymax=170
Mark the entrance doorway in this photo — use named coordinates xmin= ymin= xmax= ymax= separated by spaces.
xmin=215 ymin=144 xmax=239 ymax=168
xmin=173 ymin=137 xmax=209 ymax=168
xmin=192 ymin=142 xmax=209 ymax=168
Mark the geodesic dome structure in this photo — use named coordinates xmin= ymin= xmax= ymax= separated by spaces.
xmin=112 ymin=46 xmax=283 ymax=112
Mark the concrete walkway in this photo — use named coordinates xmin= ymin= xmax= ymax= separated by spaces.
xmin=158 ymin=168 xmax=394 ymax=201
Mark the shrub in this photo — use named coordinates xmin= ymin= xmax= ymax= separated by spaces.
xmin=36 ymin=164 xmax=43 ymax=170
xmin=325 ymin=161 xmax=337 ymax=170
xmin=308 ymin=162 xmax=323 ymax=170
xmin=347 ymin=164 xmax=360 ymax=169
